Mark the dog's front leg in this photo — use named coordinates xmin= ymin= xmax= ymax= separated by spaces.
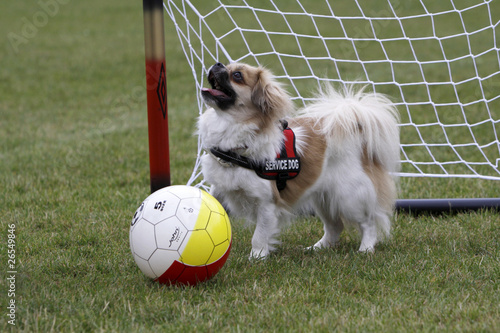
xmin=249 ymin=204 xmax=280 ymax=260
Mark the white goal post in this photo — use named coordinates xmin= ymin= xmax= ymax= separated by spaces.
xmin=161 ymin=0 xmax=500 ymax=211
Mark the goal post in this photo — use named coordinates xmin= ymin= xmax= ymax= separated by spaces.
xmin=158 ymin=0 xmax=499 ymax=211
xmin=143 ymin=0 xmax=171 ymax=193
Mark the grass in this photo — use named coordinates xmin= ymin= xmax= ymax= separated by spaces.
xmin=1 ymin=0 xmax=499 ymax=332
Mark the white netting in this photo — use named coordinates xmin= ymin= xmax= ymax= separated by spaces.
xmin=163 ymin=0 xmax=500 ymax=186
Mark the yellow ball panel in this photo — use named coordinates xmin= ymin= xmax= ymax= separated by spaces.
xmin=193 ymin=199 xmax=212 ymax=230
xmin=207 ymin=212 xmax=231 ymax=246
xmin=201 ymin=190 xmax=226 ymax=214
xmin=180 ymin=230 xmax=214 ymax=266
xmin=201 ymin=190 xmax=232 ymax=244
xmin=207 ymin=239 xmax=230 ymax=264
xmin=225 ymin=213 xmax=232 ymax=242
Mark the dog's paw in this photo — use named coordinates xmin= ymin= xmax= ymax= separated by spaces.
xmin=358 ymin=245 xmax=375 ymax=254
xmin=305 ymin=244 xmax=320 ymax=252
xmin=249 ymin=248 xmax=270 ymax=261
xmin=306 ymin=239 xmax=337 ymax=251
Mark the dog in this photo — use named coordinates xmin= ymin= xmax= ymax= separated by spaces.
xmin=198 ymin=62 xmax=400 ymax=259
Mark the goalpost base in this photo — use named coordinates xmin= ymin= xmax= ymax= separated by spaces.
xmin=396 ymin=198 xmax=500 ymax=213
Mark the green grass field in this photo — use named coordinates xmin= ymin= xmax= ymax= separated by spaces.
xmin=1 ymin=0 xmax=499 ymax=332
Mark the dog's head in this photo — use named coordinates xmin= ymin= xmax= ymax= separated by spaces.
xmin=201 ymin=62 xmax=292 ymax=122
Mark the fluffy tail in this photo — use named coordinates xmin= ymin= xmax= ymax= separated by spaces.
xmin=300 ymin=84 xmax=401 ymax=174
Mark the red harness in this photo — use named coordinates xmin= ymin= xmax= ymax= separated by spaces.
xmin=255 ymin=127 xmax=300 ymax=190
xmin=209 ymin=123 xmax=301 ymax=191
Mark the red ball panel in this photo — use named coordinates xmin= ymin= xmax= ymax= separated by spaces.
xmin=155 ymin=240 xmax=232 ymax=286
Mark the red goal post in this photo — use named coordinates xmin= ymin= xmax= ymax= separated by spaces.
xmin=143 ymin=0 xmax=170 ymax=193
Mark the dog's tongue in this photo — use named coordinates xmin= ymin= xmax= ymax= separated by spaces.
xmin=202 ymin=87 xmax=228 ymax=98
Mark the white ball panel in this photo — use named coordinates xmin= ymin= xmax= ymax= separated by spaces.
xmin=148 ymin=249 xmax=179 ymax=277
xmin=142 ymin=190 xmax=181 ymax=225
xmin=155 ymin=217 xmax=188 ymax=251
xmin=177 ymin=197 xmax=203 ymax=230
xmin=130 ymin=219 xmax=156 ymax=260
xmin=168 ymin=185 xmax=202 ymax=200
xmin=131 ymin=200 xmax=146 ymax=227
xmin=132 ymin=254 xmax=157 ymax=278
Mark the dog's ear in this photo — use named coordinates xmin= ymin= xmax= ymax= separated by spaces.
xmin=251 ymin=68 xmax=292 ymax=116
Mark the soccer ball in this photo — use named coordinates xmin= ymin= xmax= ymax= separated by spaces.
xmin=129 ymin=185 xmax=232 ymax=286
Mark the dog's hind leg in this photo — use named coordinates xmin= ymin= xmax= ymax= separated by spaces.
xmin=309 ymin=199 xmax=344 ymax=250
xmin=328 ymin=167 xmax=382 ymax=253
xmin=340 ymin=184 xmax=379 ymax=253
xmin=357 ymin=217 xmax=378 ymax=253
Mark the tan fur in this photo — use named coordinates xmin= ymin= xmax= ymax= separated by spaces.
xmin=226 ymin=63 xmax=293 ymax=122
xmin=362 ymin=148 xmax=396 ymax=213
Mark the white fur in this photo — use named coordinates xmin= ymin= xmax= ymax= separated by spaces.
xmin=302 ymin=85 xmax=400 ymax=173
xmin=199 ymin=79 xmax=400 ymax=260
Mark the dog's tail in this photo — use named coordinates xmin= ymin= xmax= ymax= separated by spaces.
xmin=300 ymin=84 xmax=400 ymax=174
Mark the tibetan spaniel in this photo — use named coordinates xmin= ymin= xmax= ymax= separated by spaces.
xmin=198 ymin=62 xmax=400 ymax=259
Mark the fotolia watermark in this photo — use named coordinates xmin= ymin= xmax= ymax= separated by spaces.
xmin=7 ymin=0 xmax=71 ymax=54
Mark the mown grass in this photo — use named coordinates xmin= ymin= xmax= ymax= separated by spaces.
xmin=1 ymin=0 xmax=499 ymax=332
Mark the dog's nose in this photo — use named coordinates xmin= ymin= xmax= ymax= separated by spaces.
xmin=209 ymin=62 xmax=226 ymax=77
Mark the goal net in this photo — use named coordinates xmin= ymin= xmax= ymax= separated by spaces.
xmin=163 ymin=0 xmax=500 ymax=188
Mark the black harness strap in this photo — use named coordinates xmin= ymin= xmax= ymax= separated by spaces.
xmin=209 ymin=147 xmax=258 ymax=170
xmin=209 ymin=121 xmax=301 ymax=191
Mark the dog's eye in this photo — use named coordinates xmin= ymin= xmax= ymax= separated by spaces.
xmin=232 ymin=71 xmax=243 ymax=81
